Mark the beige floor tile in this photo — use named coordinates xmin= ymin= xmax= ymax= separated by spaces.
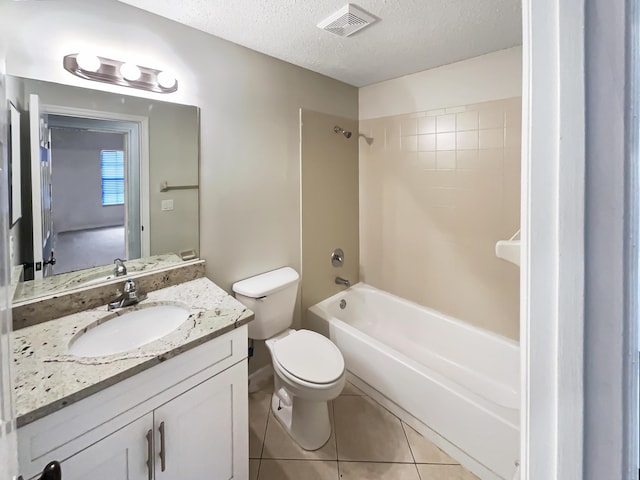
xmin=258 ymin=459 xmax=338 ymax=480
xmin=249 ymin=459 xmax=260 ymax=480
xmin=341 ymin=381 xmax=366 ymax=395
xmin=249 ymin=392 xmax=272 ymax=458
xmin=402 ymin=423 xmax=458 ymax=464
xmin=334 ymin=395 xmax=414 ymax=462
xmin=416 ymin=464 xmax=480 ymax=480
xmin=262 ymin=404 xmax=337 ymax=460
xmin=339 ymin=461 xmax=420 ymax=480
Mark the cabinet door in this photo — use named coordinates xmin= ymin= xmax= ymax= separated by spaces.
xmin=60 ymin=413 xmax=154 ymax=480
xmin=154 ymin=361 xmax=248 ymax=480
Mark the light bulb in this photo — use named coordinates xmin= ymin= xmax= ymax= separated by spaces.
xmin=157 ymin=71 xmax=176 ymax=89
xmin=120 ymin=62 xmax=141 ymax=81
xmin=76 ymin=53 xmax=101 ymax=72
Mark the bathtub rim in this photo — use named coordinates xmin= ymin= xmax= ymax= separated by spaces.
xmin=309 ymin=282 xmax=520 ymax=350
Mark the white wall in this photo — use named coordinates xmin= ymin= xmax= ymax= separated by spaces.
xmin=0 ymin=0 xmax=358 ymax=306
xmin=359 ymin=46 xmax=522 ymax=120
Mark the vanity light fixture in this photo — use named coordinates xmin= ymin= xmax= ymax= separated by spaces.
xmin=157 ymin=70 xmax=177 ymax=89
xmin=75 ymin=52 xmax=101 ymax=72
xmin=120 ymin=62 xmax=142 ymax=81
xmin=63 ymin=53 xmax=178 ymax=94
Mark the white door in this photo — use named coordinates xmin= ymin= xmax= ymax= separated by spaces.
xmin=60 ymin=414 xmax=153 ymax=480
xmin=154 ymin=362 xmax=248 ymax=480
xmin=28 ymin=94 xmax=54 ymax=280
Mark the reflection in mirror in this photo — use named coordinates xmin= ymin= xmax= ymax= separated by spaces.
xmin=12 ymin=253 xmax=190 ymax=304
xmin=7 ymin=76 xmax=200 ymax=301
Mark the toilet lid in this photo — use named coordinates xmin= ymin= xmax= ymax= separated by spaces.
xmin=272 ymin=330 xmax=344 ymax=384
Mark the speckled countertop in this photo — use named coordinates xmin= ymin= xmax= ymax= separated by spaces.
xmin=13 ymin=253 xmax=186 ymax=304
xmin=13 ymin=277 xmax=253 ymax=427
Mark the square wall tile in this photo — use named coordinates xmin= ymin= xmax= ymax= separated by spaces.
xmin=445 ymin=105 xmax=466 ymax=114
xmin=419 ymin=152 xmax=437 ymax=170
xmin=456 ymin=111 xmax=479 ymax=131
xmin=418 ymin=116 xmax=436 ymax=134
xmin=436 ymin=114 xmax=456 ymax=133
xmin=436 ymin=151 xmax=456 ymax=170
xmin=419 ymin=134 xmax=436 ymax=152
xmin=386 ymin=135 xmax=401 ymax=153
xmin=456 ymin=150 xmax=479 ymax=170
xmin=479 ymin=108 xmax=505 ymax=129
xmin=402 ymin=135 xmax=418 ymax=152
xmin=437 ymin=132 xmax=455 ymax=151
xmin=505 ymin=127 xmax=521 ymax=148
xmin=456 ymin=131 xmax=478 ymax=150
xmin=386 ymin=119 xmax=401 ymax=138
xmin=401 ymin=117 xmax=418 ymax=136
xmin=479 ymin=128 xmax=505 ymax=149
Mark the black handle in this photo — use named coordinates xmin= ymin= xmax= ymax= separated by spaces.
xmin=39 ymin=461 xmax=61 ymax=480
xmin=43 ymin=251 xmax=56 ymax=266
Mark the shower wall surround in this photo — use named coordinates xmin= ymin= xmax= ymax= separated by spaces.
xmin=359 ymin=97 xmax=521 ymax=339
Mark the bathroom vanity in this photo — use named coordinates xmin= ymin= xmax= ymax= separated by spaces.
xmin=13 ymin=271 xmax=253 ymax=480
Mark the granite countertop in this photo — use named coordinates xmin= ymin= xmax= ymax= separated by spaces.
xmin=13 ymin=277 xmax=253 ymax=427
xmin=13 ymin=253 xmax=187 ymax=304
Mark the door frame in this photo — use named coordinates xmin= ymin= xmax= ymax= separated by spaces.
xmin=520 ymin=0 xmax=586 ymax=478
xmin=39 ymin=104 xmax=150 ymax=260
xmin=521 ymin=0 xmax=639 ymax=478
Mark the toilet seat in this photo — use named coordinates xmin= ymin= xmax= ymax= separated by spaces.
xmin=272 ymin=330 xmax=344 ymax=384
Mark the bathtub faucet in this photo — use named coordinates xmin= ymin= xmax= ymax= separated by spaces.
xmin=335 ymin=276 xmax=351 ymax=288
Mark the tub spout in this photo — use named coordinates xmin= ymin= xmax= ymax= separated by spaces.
xmin=335 ymin=276 xmax=351 ymax=288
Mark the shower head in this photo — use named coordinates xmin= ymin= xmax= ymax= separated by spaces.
xmin=334 ymin=125 xmax=352 ymax=138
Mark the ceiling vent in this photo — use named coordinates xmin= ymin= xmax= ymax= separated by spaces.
xmin=317 ymin=4 xmax=378 ymax=38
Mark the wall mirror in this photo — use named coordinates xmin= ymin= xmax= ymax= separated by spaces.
xmin=8 ymin=76 xmax=200 ymax=303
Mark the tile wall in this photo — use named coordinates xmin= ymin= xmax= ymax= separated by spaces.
xmin=359 ymin=97 xmax=521 ymax=339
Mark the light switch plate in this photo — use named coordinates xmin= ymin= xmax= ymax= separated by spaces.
xmin=161 ymin=199 xmax=174 ymax=211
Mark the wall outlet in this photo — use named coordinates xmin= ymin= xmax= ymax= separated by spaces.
xmin=161 ymin=199 xmax=174 ymax=211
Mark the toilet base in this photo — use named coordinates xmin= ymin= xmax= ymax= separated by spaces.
xmin=271 ymin=392 xmax=331 ymax=451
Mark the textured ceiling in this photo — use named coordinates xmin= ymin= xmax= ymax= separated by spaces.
xmin=117 ymin=0 xmax=522 ymax=87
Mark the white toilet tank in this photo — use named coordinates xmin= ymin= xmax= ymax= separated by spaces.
xmin=232 ymin=267 xmax=300 ymax=340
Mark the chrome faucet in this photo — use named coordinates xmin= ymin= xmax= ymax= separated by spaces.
xmin=108 ymin=279 xmax=146 ymax=310
xmin=335 ymin=276 xmax=351 ymax=288
xmin=114 ymin=258 xmax=127 ymax=277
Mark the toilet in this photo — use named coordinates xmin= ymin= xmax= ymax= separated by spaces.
xmin=232 ymin=267 xmax=345 ymax=450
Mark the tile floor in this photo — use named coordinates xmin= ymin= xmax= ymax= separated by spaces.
xmin=249 ymin=379 xmax=480 ymax=480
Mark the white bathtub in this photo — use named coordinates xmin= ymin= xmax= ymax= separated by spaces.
xmin=307 ymin=283 xmax=519 ymax=480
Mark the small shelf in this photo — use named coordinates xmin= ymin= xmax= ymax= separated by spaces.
xmin=495 ymin=240 xmax=520 ymax=267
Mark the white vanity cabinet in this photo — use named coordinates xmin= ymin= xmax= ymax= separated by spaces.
xmin=18 ymin=326 xmax=249 ymax=480
xmin=60 ymin=414 xmax=153 ymax=480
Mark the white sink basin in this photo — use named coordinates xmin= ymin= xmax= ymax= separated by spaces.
xmin=80 ymin=273 xmax=117 ymax=286
xmin=68 ymin=304 xmax=190 ymax=358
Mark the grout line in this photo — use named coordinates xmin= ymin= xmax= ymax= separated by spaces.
xmin=414 ymin=462 xmax=423 ymax=480
xmin=259 ymin=394 xmax=271 ymax=460
xmin=332 ymin=398 xmax=339 ymax=461
xmin=335 ymin=459 xmax=420 ymax=465
xmin=400 ymin=421 xmax=418 ymax=464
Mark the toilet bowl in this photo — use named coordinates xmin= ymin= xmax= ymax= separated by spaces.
xmin=266 ymin=329 xmax=345 ymax=450
xmin=232 ymin=267 xmax=346 ymax=450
